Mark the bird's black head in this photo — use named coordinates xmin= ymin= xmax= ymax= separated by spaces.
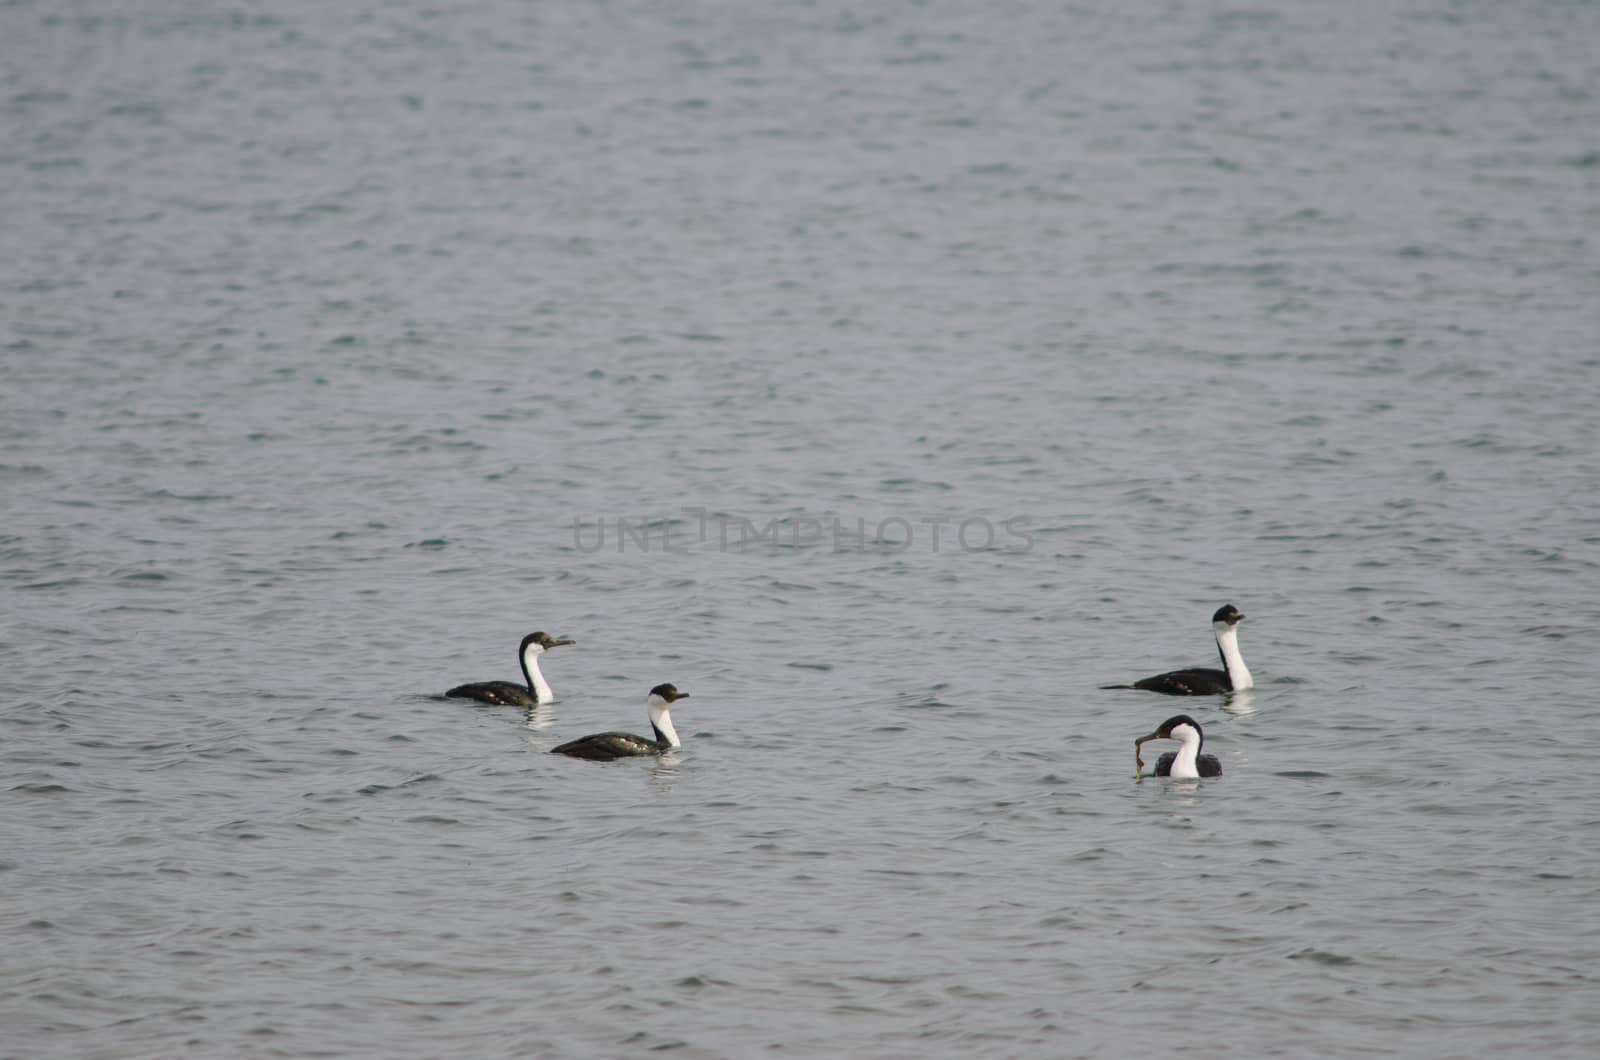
xmin=1212 ymin=604 xmax=1244 ymax=625
xmin=1156 ymin=714 xmax=1203 ymax=740
xmin=650 ymin=682 xmax=689 ymax=702
xmin=523 ymin=631 xmax=576 ymax=650
xmin=1135 ymin=713 xmax=1205 ymax=757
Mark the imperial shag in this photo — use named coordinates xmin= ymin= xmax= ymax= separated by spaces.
xmin=446 ymin=631 xmax=575 ymax=706
xmin=1134 ymin=714 xmax=1223 ymax=779
xmin=1102 ymin=604 xmax=1253 ymax=696
xmin=551 ymin=683 xmax=691 ymax=761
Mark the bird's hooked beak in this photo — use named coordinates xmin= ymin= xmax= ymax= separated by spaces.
xmin=1133 ymin=728 xmax=1166 ymax=777
xmin=549 ymin=637 xmax=576 ymax=647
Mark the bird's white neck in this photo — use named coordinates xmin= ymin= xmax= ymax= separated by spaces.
xmin=1214 ymin=622 xmax=1252 ymax=691
xmin=1169 ymin=726 xmax=1203 ymax=779
xmin=648 ymin=696 xmax=680 ymax=749
xmin=521 ymin=646 xmax=553 ymax=704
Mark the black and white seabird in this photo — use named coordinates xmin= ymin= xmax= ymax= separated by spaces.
xmin=1102 ymin=604 xmax=1253 ymax=696
xmin=445 ymin=631 xmax=575 ymax=706
xmin=551 ymin=683 xmax=689 ymax=761
xmin=1134 ymin=714 xmax=1222 ymax=779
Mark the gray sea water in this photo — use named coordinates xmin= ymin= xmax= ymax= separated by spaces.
xmin=4 ymin=0 xmax=1599 ymax=1056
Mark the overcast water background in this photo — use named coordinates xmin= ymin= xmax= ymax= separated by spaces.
xmin=4 ymin=0 xmax=1600 ymax=1056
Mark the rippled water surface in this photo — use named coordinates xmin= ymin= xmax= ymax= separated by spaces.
xmin=4 ymin=1 xmax=1599 ymax=1056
